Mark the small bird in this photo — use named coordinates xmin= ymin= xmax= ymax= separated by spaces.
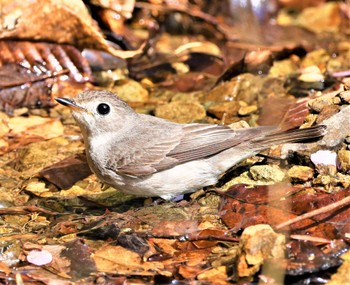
xmin=56 ymin=91 xmax=326 ymax=200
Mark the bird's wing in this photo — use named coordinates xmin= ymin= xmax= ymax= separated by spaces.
xmin=166 ymin=124 xmax=257 ymax=161
xmin=106 ymin=122 xmax=276 ymax=177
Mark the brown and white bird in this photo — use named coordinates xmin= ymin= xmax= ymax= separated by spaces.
xmin=56 ymin=91 xmax=326 ymax=200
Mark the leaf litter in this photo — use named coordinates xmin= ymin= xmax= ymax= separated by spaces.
xmin=0 ymin=0 xmax=350 ymax=284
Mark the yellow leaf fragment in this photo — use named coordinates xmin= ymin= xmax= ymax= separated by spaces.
xmin=26 ymin=181 xmax=52 ymax=197
xmin=197 ymin=266 xmax=228 ymax=284
xmin=8 ymin=116 xmax=64 ymax=139
xmin=93 ymin=245 xmax=169 ymax=276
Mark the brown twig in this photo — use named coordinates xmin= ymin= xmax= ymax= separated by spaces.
xmin=0 ymin=233 xmax=40 ymax=241
xmin=290 ymin=234 xmax=331 ymax=244
xmin=0 ymin=206 xmax=59 ymax=215
xmin=146 ymin=233 xmax=238 ymax=242
xmin=275 ymin=195 xmax=350 ymax=230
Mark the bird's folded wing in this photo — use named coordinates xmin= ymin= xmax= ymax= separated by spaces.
xmin=106 ymin=123 xmax=276 ymax=177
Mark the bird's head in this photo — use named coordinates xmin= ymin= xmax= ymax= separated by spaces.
xmin=56 ymin=91 xmax=137 ymax=138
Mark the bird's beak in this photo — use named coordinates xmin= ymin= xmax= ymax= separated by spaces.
xmin=55 ymin=98 xmax=86 ymax=112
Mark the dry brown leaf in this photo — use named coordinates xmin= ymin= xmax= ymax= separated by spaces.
xmin=39 ymin=154 xmax=92 ymax=190
xmin=93 ymin=245 xmax=169 ymax=276
xmin=8 ymin=116 xmax=64 ymax=139
xmin=0 ymin=64 xmax=57 ymax=113
xmin=174 ymin=248 xmax=211 ymax=267
xmin=0 ymin=0 xmax=141 ymax=58
xmin=178 ymin=264 xmax=203 ymax=279
xmin=0 ymin=41 xmax=93 ymax=83
xmin=149 ymin=238 xmax=177 ymax=256
xmin=20 ymin=266 xmax=72 ymax=285
xmin=0 ymin=261 xmax=11 ymax=275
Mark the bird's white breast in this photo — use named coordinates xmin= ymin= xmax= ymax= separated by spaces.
xmin=104 ymin=159 xmax=220 ymax=200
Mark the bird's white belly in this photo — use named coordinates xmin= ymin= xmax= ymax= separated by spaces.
xmin=103 ymin=159 xmax=219 ymax=200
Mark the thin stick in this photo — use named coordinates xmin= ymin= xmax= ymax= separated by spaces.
xmin=0 ymin=206 xmax=58 ymax=215
xmin=275 ymin=195 xmax=350 ymax=230
xmin=290 ymin=234 xmax=331 ymax=244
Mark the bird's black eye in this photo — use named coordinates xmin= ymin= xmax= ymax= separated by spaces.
xmin=97 ymin=103 xmax=110 ymax=115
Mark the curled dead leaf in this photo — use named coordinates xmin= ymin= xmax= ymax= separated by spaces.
xmin=0 ymin=0 xmax=141 ymax=58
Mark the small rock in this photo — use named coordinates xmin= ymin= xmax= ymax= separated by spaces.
xmin=337 ymin=149 xmax=350 ymax=172
xmin=301 ymin=114 xmax=318 ymax=129
xmin=202 ymin=74 xmax=261 ymax=105
xmin=207 ymin=101 xmax=241 ymax=120
xmin=202 ymin=80 xmax=238 ymax=103
xmin=301 ymin=49 xmax=331 ymax=71
xmin=319 ymin=105 xmax=350 ymax=148
xmin=310 ymin=150 xmax=337 ymax=175
xmin=335 ymin=173 xmax=350 ymax=188
xmin=298 ymin=66 xmax=324 ymax=83
xmin=112 ymin=80 xmax=149 ymax=102
xmin=238 ymin=105 xmax=258 ymax=116
xmin=237 ymin=224 xmax=285 ymax=277
xmin=27 ymin=250 xmax=53 ymax=266
xmin=316 ymin=104 xmax=339 ymax=123
xmin=298 ymin=72 xmax=325 ymax=83
xmin=155 ymin=101 xmax=206 ymax=123
xmin=249 ymin=165 xmax=285 ymax=183
xmin=297 ymin=2 xmax=342 ymax=34
xmin=332 ymin=96 xmax=341 ymax=105
xmin=311 ymin=150 xmax=337 ymax=167
xmin=339 ymin=91 xmax=350 ymax=103
xmin=228 ymin=120 xmax=250 ymax=130
xmin=225 ymin=171 xmax=256 ymax=187
xmin=308 ymin=97 xmax=334 ymax=113
xmin=269 ymin=58 xmax=299 ymax=77
xmin=287 ymin=165 xmax=314 ymax=182
xmin=313 ymin=174 xmax=331 ymax=186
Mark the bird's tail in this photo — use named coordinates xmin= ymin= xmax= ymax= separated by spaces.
xmin=253 ymin=125 xmax=327 ymax=147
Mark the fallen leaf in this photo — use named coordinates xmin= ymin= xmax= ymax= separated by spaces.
xmin=8 ymin=116 xmax=63 ymax=139
xmin=197 ymin=266 xmax=229 ymax=285
xmin=61 ymin=239 xmax=97 ymax=280
xmin=0 ymin=0 xmax=141 ymax=58
xmin=0 ymin=261 xmax=11 ymax=275
xmin=0 ymin=41 xmax=92 ymax=83
xmin=93 ymin=245 xmax=168 ymax=276
xmin=39 ymin=154 xmax=92 ymax=189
